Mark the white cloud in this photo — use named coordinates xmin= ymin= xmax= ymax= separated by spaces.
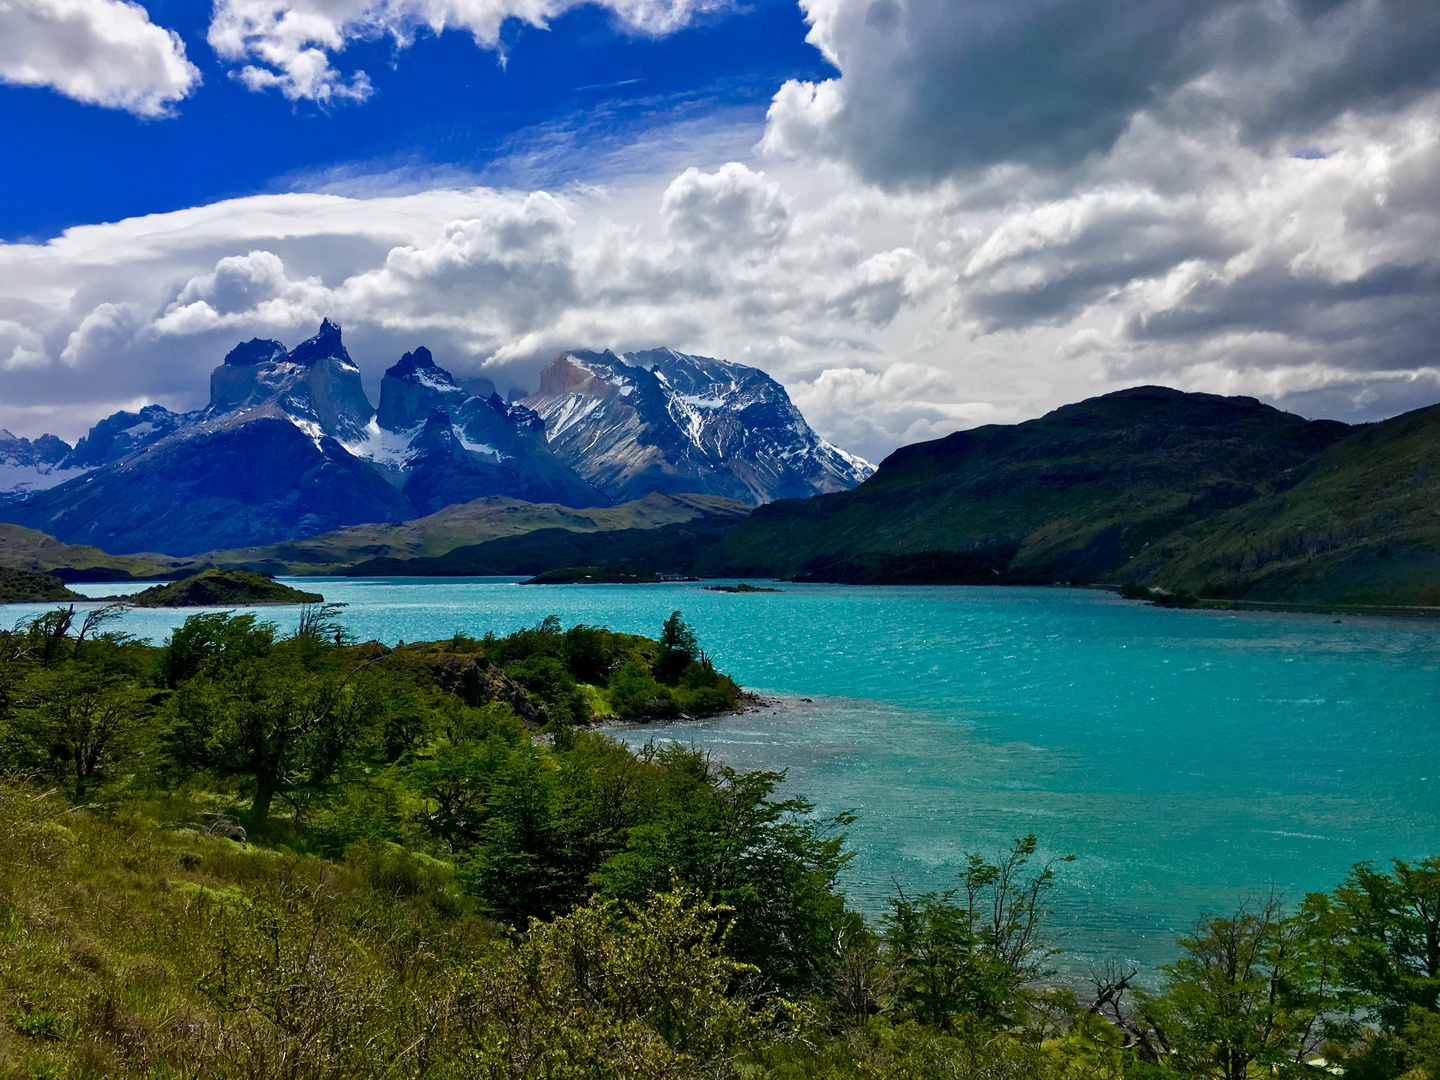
xmin=207 ymin=0 xmax=729 ymax=104
xmin=5 ymin=88 xmax=1440 ymax=460
xmin=60 ymin=301 xmax=141 ymax=366
xmin=0 ymin=320 xmax=47 ymax=371
xmin=662 ymin=163 xmax=790 ymax=253
xmin=0 ymin=0 xmax=199 ymax=116
xmin=790 ymin=362 xmax=1018 ymax=457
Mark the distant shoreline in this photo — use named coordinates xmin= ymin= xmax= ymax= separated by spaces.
xmin=29 ymin=575 xmax=1440 ymax=621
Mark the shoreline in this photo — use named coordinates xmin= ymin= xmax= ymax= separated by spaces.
xmin=15 ymin=576 xmax=1440 ymax=623
xmin=531 ymin=689 xmax=787 ymax=746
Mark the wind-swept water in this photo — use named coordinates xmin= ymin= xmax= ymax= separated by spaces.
xmin=19 ymin=578 xmax=1440 ymax=973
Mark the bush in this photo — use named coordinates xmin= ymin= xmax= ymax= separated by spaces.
xmin=607 ymin=662 xmax=677 ymax=720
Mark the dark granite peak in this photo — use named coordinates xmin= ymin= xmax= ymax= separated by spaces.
xmin=287 ymin=318 xmax=351 ymax=367
xmin=386 ymin=346 xmax=455 ymax=383
xmin=61 ymin=403 xmax=187 ymax=469
xmin=224 ymin=338 xmax=288 ymax=367
xmin=408 ymin=407 xmax=459 ymax=456
xmin=376 ymin=347 xmax=468 ymax=431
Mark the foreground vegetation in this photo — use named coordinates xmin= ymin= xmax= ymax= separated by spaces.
xmin=2 ymin=605 xmax=1439 ymax=1078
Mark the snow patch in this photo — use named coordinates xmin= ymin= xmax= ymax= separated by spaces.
xmin=345 ymin=419 xmax=418 ymax=467
xmin=0 ymin=461 xmax=89 ymax=497
xmin=413 ymin=368 xmax=460 ymax=391
xmin=455 ymin=428 xmax=506 ymax=459
xmin=288 ymin=416 xmax=327 ymax=450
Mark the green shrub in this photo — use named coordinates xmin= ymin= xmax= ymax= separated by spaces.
xmin=607 ymin=662 xmax=677 ymax=719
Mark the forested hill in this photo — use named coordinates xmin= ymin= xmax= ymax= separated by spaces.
xmin=699 ymin=385 xmax=1440 ymax=607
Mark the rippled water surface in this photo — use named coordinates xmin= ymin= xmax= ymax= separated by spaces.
xmin=14 ymin=578 xmax=1440 ymax=972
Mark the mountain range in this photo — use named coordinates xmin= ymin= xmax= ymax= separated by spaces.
xmin=3 ymin=351 xmax=1437 ymax=609
xmin=0 ymin=320 xmax=872 ymax=556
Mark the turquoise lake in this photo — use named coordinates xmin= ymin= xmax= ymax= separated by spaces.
xmin=12 ymin=578 xmax=1440 ymax=975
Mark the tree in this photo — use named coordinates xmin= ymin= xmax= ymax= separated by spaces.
xmin=1133 ymin=893 xmax=1349 ymax=1079
xmin=593 ymin=747 xmax=852 ymax=994
xmin=454 ymin=886 xmax=771 ymax=1080
xmin=164 ymin=634 xmax=382 ymax=827
xmin=461 ymin=749 xmax=568 ymax=923
xmin=294 ymin=602 xmax=351 ymax=646
xmin=963 ymin=834 xmax=1073 ymax=986
xmin=608 ymin=661 xmax=676 ymax=719
xmin=18 ymin=606 xmax=75 ymax=665
xmin=884 ymin=834 xmax=1072 ymax=1030
xmin=411 ymin=733 xmax=524 ymax=852
xmin=11 ymin=663 xmax=150 ymax=798
xmin=162 ymin=611 xmax=275 ymax=689
xmin=1330 ymin=856 xmax=1440 ymax=1029
xmin=885 ymin=888 xmax=991 ymax=1029
xmin=659 ymin=612 xmax=700 ymax=661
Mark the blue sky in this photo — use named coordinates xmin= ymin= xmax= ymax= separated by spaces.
xmin=1 ymin=0 xmax=831 ymax=242
xmin=1 ymin=0 xmax=1439 ymax=461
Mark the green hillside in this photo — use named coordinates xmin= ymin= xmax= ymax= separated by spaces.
xmin=699 ymin=386 xmax=1351 ymax=581
xmin=184 ymin=492 xmax=751 ymax=575
xmin=346 ymin=504 xmax=751 ymax=577
xmin=1145 ymin=402 xmax=1440 ymax=606
xmin=697 ymin=386 xmax=1440 ymax=608
xmin=0 ymin=522 xmax=176 ymax=580
xmin=0 ymin=567 xmax=82 ymax=603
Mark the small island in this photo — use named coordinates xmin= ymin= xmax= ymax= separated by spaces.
xmin=704 ymin=582 xmax=781 ymax=593
xmin=127 ymin=569 xmax=323 ymax=607
xmin=0 ymin=568 xmax=83 ymax=604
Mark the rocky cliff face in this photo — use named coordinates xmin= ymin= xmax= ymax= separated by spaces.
xmin=355 ymin=347 xmax=608 ymax=511
xmin=5 ymin=409 xmax=415 ymax=555
xmin=60 ymin=404 xmax=191 ymax=469
xmin=1 ymin=404 xmax=192 ymax=504
xmin=521 ymin=348 xmax=874 ymax=505
xmin=208 ymin=319 xmax=374 ymax=444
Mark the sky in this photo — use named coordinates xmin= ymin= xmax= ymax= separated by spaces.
xmin=1 ymin=0 xmax=1439 ymax=464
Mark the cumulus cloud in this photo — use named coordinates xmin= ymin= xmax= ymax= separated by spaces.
xmin=0 ymin=164 xmax=958 ymax=454
xmin=662 ymin=163 xmax=790 ymax=253
xmin=340 ymin=193 xmax=580 ymax=331
xmin=207 ymin=0 xmax=728 ymax=103
xmin=0 ymin=0 xmax=199 ymax=116
xmin=59 ymin=301 xmax=141 ymax=366
xmin=762 ymin=0 xmax=1440 ymax=186
xmin=790 ymin=363 xmax=1017 ymax=457
xmin=0 ymin=320 xmax=47 ymax=371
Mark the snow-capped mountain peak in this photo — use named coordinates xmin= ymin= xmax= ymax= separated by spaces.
xmin=522 ymin=348 xmax=874 ymax=505
xmin=0 ymin=328 xmax=870 ymax=552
